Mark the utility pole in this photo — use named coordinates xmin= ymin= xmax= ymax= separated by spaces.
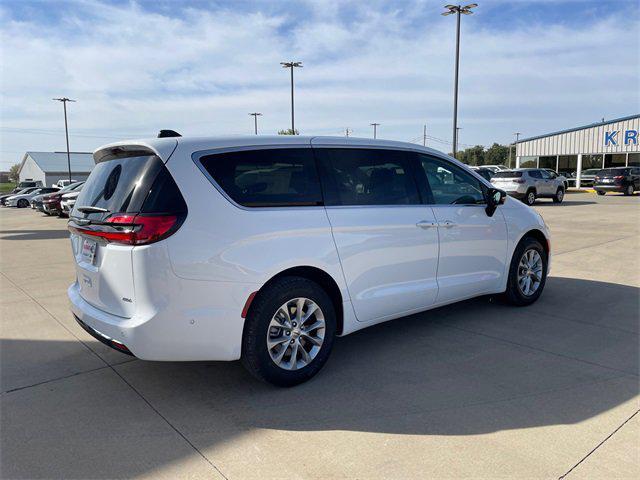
xmin=423 ymin=124 xmax=427 ymax=146
xmin=280 ymin=61 xmax=303 ymax=133
xmin=455 ymin=127 xmax=462 ymax=159
xmin=370 ymin=123 xmax=380 ymax=139
xmin=249 ymin=112 xmax=262 ymax=135
xmin=53 ymin=97 xmax=76 ymax=182
xmin=511 ymin=131 xmax=521 ymax=168
xmin=442 ymin=3 xmax=477 ymax=159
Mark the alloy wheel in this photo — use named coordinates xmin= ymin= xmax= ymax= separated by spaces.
xmin=267 ymin=297 xmax=325 ymax=371
xmin=517 ymin=249 xmax=543 ymax=296
xmin=527 ymin=192 xmax=535 ymax=205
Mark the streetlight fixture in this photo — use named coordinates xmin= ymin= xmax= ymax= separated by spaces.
xmin=249 ymin=112 xmax=262 ymax=135
xmin=280 ymin=61 xmax=303 ymax=133
xmin=370 ymin=123 xmax=380 ymax=139
xmin=442 ymin=3 xmax=477 ymax=159
xmin=52 ymin=97 xmax=76 ymax=182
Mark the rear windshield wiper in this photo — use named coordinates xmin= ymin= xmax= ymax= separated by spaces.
xmin=76 ymin=206 xmax=110 ymax=214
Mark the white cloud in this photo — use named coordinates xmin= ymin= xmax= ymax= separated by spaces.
xmin=0 ymin=0 xmax=638 ymax=167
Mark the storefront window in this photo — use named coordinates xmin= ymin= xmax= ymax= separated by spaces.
xmin=582 ymin=154 xmax=603 ymax=170
xmin=557 ymin=155 xmax=578 ymax=178
xmin=627 ymin=153 xmax=639 ymax=166
xmin=538 ymin=156 xmax=557 ymax=170
xmin=519 ymin=156 xmax=538 ymax=168
xmin=604 ymin=154 xmax=626 ymax=168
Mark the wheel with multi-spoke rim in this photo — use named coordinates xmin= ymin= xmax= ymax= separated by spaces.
xmin=624 ymin=184 xmax=634 ymax=196
xmin=502 ymin=236 xmax=548 ymax=306
xmin=241 ymin=276 xmax=336 ymax=386
xmin=524 ymin=190 xmax=536 ymax=206
xmin=553 ymin=188 xmax=564 ymax=203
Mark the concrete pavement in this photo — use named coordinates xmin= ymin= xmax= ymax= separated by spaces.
xmin=1 ymin=192 xmax=638 ymax=479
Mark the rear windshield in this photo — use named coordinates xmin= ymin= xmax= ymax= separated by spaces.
xmin=492 ymin=171 xmax=523 ymax=178
xmin=71 ymin=153 xmax=187 ymax=222
xmin=597 ymin=168 xmax=629 ymax=176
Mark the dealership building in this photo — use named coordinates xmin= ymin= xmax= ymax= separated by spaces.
xmin=515 ymin=114 xmax=639 ymax=188
xmin=18 ymin=151 xmax=94 ymax=186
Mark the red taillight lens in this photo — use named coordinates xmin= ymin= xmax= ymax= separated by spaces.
xmin=514 ymin=178 xmax=526 ymax=184
xmin=613 ymin=175 xmax=624 ymax=181
xmin=69 ymin=214 xmax=180 ymax=246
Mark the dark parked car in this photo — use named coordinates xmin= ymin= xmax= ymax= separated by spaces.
xmin=594 ymin=167 xmax=640 ymax=196
xmin=474 ymin=167 xmax=495 ymax=182
xmin=41 ymin=182 xmax=84 ymax=215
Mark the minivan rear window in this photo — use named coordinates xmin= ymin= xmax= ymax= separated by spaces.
xmin=72 ymin=154 xmax=168 ymax=220
xmin=200 ymin=148 xmax=322 ymax=207
xmin=492 ymin=171 xmax=523 ymax=178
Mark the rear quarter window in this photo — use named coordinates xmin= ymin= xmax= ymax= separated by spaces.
xmin=199 ymin=148 xmax=322 ymax=207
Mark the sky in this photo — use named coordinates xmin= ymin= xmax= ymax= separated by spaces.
xmin=0 ymin=0 xmax=638 ymax=169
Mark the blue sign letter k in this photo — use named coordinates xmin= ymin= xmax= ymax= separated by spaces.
xmin=605 ymin=131 xmax=618 ymax=146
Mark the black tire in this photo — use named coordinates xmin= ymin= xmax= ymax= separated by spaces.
xmin=524 ymin=189 xmax=536 ymax=206
xmin=502 ymin=236 xmax=548 ymax=306
xmin=597 ymin=190 xmax=606 ymax=196
xmin=552 ymin=187 xmax=564 ymax=203
xmin=624 ymin=184 xmax=634 ymax=196
xmin=241 ymin=276 xmax=336 ymax=387
xmin=17 ymin=199 xmax=29 ymax=208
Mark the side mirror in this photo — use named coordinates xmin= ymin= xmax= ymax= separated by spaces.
xmin=485 ymin=188 xmax=505 ymax=217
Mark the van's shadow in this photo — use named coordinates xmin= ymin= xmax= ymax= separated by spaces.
xmin=2 ymin=277 xmax=638 ymax=479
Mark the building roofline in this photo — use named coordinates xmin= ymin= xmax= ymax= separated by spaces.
xmin=517 ymin=114 xmax=640 ymax=144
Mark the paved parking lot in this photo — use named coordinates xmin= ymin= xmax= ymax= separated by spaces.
xmin=1 ymin=192 xmax=638 ymax=479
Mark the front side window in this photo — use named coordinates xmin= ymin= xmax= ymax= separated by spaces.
xmin=417 ymin=155 xmax=485 ymax=205
xmin=200 ymin=148 xmax=322 ymax=207
xmin=314 ymin=148 xmax=420 ymax=206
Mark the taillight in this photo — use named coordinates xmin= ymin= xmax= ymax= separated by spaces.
xmin=68 ymin=213 xmax=182 ymax=246
xmin=613 ymin=175 xmax=624 ymax=182
xmin=514 ymin=178 xmax=526 ymax=184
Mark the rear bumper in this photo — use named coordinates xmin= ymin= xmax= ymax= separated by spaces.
xmin=68 ymin=278 xmax=255 ymax=361
xmin=594 ymin=184 xmax=626 ymax=192
xmin=74 ymin=315 xmax=134 ymax=356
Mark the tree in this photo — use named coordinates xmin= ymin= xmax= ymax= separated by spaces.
xmin=278 ymin=128 xmax=299 ymax=135
xmin=8 ymin=163 xmax=20 ymax=184
xmin=484 ymin=143 xmax=509 ymax=166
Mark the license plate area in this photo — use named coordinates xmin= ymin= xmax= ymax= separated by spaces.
xmin=81 ymin=238 xmax=98 ymax=265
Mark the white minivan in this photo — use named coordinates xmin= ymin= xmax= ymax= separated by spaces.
xmin=68 ymin=136 xmax=551 ymax=386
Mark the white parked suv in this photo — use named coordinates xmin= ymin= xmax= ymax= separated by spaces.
xmin=68 ymin=136 xmax=551 ymax=386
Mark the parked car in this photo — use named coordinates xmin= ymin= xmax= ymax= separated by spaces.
xmin=577 ymin=168 xmax=601 ymax=188
xmin=594 ymin=167 xmax=640 ymax=196
xmin=482 ymin=165 xmax=508 ymax=173
xmin=68 ymin=136 xmax=551 ymax=386
xmin=471 ymin=167 xmax=495 ymax=181
xmin=1 ymin=187 xmax=40 ymax=206
xmin=55 ymin=179 xmax=78 ymax=188
xmin=41 ymin=182 xmax=84 ymax=215
xmin=5 ymin=187 xmax=59 ymax=208
xmin=542 ymin=169 xmax=568 ymax=190
xmin=490 ymin=168 xmax=565 ymax=206
xmin=60 ymin=190 xmax=82 ymax=216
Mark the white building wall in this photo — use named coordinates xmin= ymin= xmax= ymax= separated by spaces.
xmin=516 ymin=116 xmax=640 ymax=157
xmin=18 ymin=156 xmax=46 ymax=184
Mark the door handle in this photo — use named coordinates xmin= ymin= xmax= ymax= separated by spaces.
xmin=439 ymin=220 xmax=456 ymax=228
xmin=416 ymin=220 xmax=437 ymax=229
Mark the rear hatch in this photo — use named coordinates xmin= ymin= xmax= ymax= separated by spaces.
xmin=490 ymin=170 xmax=524 ymax=190
xmin=595 ymin=168 xmax=628 ymax=184
xmin=68 ymin=149 xmax=187 ymax=318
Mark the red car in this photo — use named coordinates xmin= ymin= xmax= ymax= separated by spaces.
xmin=41 ymin=182 xmax=84 ymax=215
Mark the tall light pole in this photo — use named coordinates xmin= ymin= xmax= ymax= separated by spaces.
xmin=280 ymin=61 xmax=303 ymax=133
xmin=510 ymin=131 xmax=521 ymax=168
xmin=455 ymin=126 xmax=462 ymax=159
xmin=249 ymin=112 xmax=262 ymax=135
xmin=442 ymin=3 xmax=477 ymax=159
xmin=370 ymin=123 xmax=380 ymax=139
xmin=53 ymin=97 xmax=76 ymax=182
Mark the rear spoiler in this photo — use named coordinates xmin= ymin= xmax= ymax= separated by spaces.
xmin=93 ymin=139 xmax=178 ymax=164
